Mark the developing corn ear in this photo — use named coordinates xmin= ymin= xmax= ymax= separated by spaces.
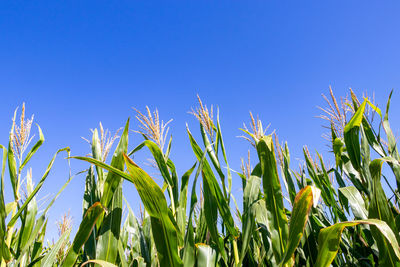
xmin=2 ymin=89 xmax=400 ymax=266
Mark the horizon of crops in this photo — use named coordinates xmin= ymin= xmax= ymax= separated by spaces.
xmin=2 ymin=89 xmax=400 ymax=266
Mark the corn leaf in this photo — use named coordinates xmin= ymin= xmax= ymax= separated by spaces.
xmin=17 ymin=173 xmax=38 ymax=257
xmin=127 ymin=140 xmax=173 ymax=187
xmin=338 ymin=186 xmax=367 ymax=220
xmin=117 ymin=239 xmax=128 ymax=267
xmin=177 ymin=163 xmax=196 ymax=238
xmin=239 ymin=174 xmax=261 ymax=266
xmin=280 ymin=186 xmax=317 ymax=267
xmin=381 ymin=91 xmax=400 ymax=190
xmin=202 ymin=172 xmax=227 ymax=262
xmin=343 ymin=99 xmax=367 ymax=171
xmin=368 ymin=158 xmax=400 ymax=266
xmin=41 ymin=228 xmax=71 ymax=266
xmin=82 ymin=167 xmax=98 ymax=260
xmin=7 ymin=140 xmax=17 ymax=199
xmin=256 ymin=135 xmax=288 ymax=262
xmin=19 ymin=125 xmax=44 ymax=171
xmin=280 ymin=143 xmax=296 ymax=204
xmin=216 ymin=111 xmax=232 ymax=201
xmin=63 ymin=202 xmax=106 ymax=267
xmin=123 ymin=154 xmax=183 ymax=267
xmin=92 ymin=129 xmax=105 ymax=183
xmin=96 ymin=182 xmax=123 ymax=263
xmin=100 ymin=119 xmax=129 ymax=207
xmin=183 ymin=148 xmax=207 ymax=267
xmin=16 ymin=215 xmax=45 ymax=265
xmin=315 ymin=219 xmax=400 ymax=267
xmin=7 ymin=108 xmax=18 ymax=199
xmin=0 ymin=145 xmax=10 ymax=263
xmin=187 ymin=128 xmax=238 ymax=238
xmin=8 ymin=147 xmax=70 ymax=229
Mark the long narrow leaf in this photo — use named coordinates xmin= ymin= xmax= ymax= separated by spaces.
xmin=100 ymin=119 xmax=129 ymax=207
xmin=63 ymin=202 xmax=106 ymax=267
xmin=8 ymin=148 xmax=70 ymax=228
xmin=0 ymin=145 xmax=10 ymax=262
xmin=343 ymin=99 xmax=367 ymax=171
xmin=256 ymin=135 xmax=288 ymax=262
xmin=96 ymin=182 xmax=123 ymax=263
xmin=41 ymin=229 xmax=71 ymax=266
xmin=338 ymin=186 xmax=367 ymax=219
xmin=19 ymin=125 xmax=44 ymax=171
xmin=280 ymin=186 xmax=318 ymax=266
xmin=187 ymin=128 xmax=238 ymax=238
xmin=315 ymin=219 xmax=400 ymax=267
xmin=123 ymin=154 xmax=183 ymax=267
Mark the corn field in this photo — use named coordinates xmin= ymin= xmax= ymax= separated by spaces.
xmin=2 ymin=89 xmax=400 ymax=266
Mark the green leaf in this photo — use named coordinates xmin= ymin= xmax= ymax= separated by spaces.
xmin=16 ymin=215 xmax=45 ymax=265
xmin=117 ymin=239 xmax=128 ymax=267
xmin=256 ymin=135 xmax=288 ymax=262
xmin=41 ymin=228 xmax=71 ymax=266
xmin=8 ymin=147 xmax=70 ymax=229
xmin=8 ymin=108 xmax=18 ymax=199
xmin=17 ymin=172 xmax=38 ymax=257
xmin=216 ymin=111 xmax=232 ymax=201
xmin=123 ymin=154 xmax=183 ymax=267
xmin=187 ymin=127 xmax=238 ymax=238
xmin=338 ymin=186 xmax=367 ymax=220
xmin=344 ymin=99 xmax=367 ymax=132
xmin=366 ymin=98 xmax=382 ymax=118
xmin=361 ymin=117 xmax=386 ymax=158
xmin=280 ymin=186 xmax=318 ymax=267
xmin=128 ymin=139 xmax=179 ymax=213
xmin=5 ymin=202 xmax=16 ymax=216
xmin=96 ymin=182 xmax=122 ymax=263
xmin=183 ymin=149 xmax=207 ymax=267
xmin=182 ymin=221 xmax=195 ymax=267
xmin=369 ymin=159 xmax=398 ymax=231
xmin=239 ymin=174 xmax=261 ymax=266
xmin=19 ymin=125 xmax=44 ymax=171
xmin=26 ymin=162 xmax=75 ymax=262
xmin=8 ymin=140 xmax=17 ymax=199
xmin=280 ymin=142 xmax=296 ymax=205
xmin=381 ymin=91 xmax=400 ymax=190
xmin=128 ymin=140 xmax=173 ymax=187
xmin=0 ymin=145 xmax=10 ymax=263
xmin=202 ymin=172 xmax=226 ymax=261
xmin=129 ymin=138 xmax=181 ymax=216
xmin=121 ymin=198 xmax=150 ymax=265
xmin=315 ymin=219 xmax=400 ymax=267
xmin=200 ymin=123 xmax=227 ymax=200
xmin=368 ymin=158 xmax=400 ymax=266
xmin=63 ymin=202 xmax=106 ymax=267
xmin=343 ymin=99 xmax=367 ymax=171
xmin=92 ymin=129 xmax=104 ymax=183
xmin=176 ymin=163 xmax=196 ymax=238
xmin=100 ymin=119 xmax=129 ymax=207
xmin=71 ymin=156 xmax=132 ymax=182
xmin=31 ymin=219 xmax=47 ymax=264
xmin=82 ymin=167 xmax=98 ymax=260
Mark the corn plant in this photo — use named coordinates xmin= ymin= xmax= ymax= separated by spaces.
xmin=0 ymin=104 xmax=71 ymax=266
xmin=2 ymin=89 xmax=400 ymax=266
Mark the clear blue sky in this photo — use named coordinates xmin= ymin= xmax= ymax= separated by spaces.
xmin=1 ymin=1 xmax=400 ymax=239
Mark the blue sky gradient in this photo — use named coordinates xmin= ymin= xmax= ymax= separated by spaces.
xmin=1 ymin=1 xmax=400 ymax=239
